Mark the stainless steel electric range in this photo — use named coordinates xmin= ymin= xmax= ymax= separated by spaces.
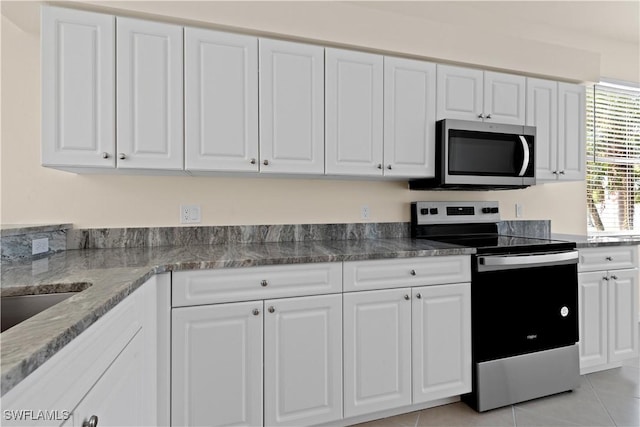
xmin=411 ymin=201 xmax=580 ymax=412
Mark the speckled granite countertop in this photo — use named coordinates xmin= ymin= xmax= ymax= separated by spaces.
xmin=552 ymin=233 xmax=640 ymax=248
xmin=0 ymin=238 xmax=472 ymax=396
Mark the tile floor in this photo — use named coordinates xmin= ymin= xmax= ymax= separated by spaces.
xmin=353 ymin=353 xmax=639 ymax=427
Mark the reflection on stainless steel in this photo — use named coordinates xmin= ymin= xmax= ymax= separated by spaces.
xmin=1 ymin=292 xmax=78 ymax=332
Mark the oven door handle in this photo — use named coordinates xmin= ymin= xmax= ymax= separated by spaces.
xmin=478 ymin=251 xmax=579 ymax=271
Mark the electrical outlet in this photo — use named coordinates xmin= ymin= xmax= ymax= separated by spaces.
xmin=361 ymin=205 xmax=370 ymax=220
xmin=32 ymin=237 xmax=49 ymax=255
xmin=180 ymin=205 xmax=202 ymax=224
xmin=515 ymin=203 xmax=524 ymax=218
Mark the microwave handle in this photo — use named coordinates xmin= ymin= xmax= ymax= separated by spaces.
xmin=518 ymin=135 xmax=530 ymax=177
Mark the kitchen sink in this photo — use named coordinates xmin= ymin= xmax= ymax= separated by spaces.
xmin=1 ymin=292 xmax=79 ymax=333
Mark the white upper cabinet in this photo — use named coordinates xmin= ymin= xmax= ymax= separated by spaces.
xmin=437 ymin=65 xmax=525 ymax=125
xmin=436 ymin=65 xmax=483 ymax=121
xmin=185 ymin=28 xmax=258 ymax=172
xmin=117 ymin=17 xmax=184 ymax=170
xmin=483 ymin=71 xmax=526 ymax=125
xmin=558 ymin=82 xmax=586 ymax=181
xmin=259 ymin=39 xmax=325 ymax=174
xmin=384 ymin=57 xmax=436 ymax=178
xmin=527 ymin=79 xmax=585 ymax=182
xmin=527 ymin=78 xmax=559 ymax=181
xmin=325 ymin=48 xmax=384 ymax=176
xmin=41 ymin=6 xmax=115 ymax=168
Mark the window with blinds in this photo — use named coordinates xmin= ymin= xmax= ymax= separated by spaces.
xmin=586 ymin=83 xmax=640 ymax=235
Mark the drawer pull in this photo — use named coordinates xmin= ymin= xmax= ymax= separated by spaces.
xmin=410 ymin=269 xmax=416 ymax=276
xmin=603 ymin=276 xmax=609 ymax=281
xmin=404 ymin=294 xmax=410 ymax=300
xmin=416 ymin=293 xmax=422 ymax=299
xmin=268 ymin=306 xmax=275 ymax=313
xmin=252 ymin=309 xmax=260 ymax=316
xmin=605 ymin=256 xmax=613 ymax=261
xmin=611 ymin=275 xmax=618 ymax=280
xmin=261 ymin=280 xmax=268 ymax=287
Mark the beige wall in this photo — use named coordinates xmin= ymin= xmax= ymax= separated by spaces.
xmin=2 ymin=1 xmax=636 ymax=232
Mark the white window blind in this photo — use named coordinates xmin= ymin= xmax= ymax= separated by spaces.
xmin=586 ymin=83 xmax=640 ymax=235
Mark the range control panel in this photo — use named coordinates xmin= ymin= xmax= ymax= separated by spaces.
xmin=412 ymin=201 xmax=500 ymax=225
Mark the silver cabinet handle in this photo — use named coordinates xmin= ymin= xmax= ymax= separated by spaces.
xmin=553 ymin=171 xmax=559 ymax=175
xmin=611 ymin=275 xmax=618 ymax=280
xmin=410 ymin=269 xmax=416 ymax=276
xmin=118 ymin=153 xmax=126 ymax=160
xmin=263 ymin=160 xmax=269 ymax=166
xmin=606 ymin=256 xmax=613 ymax=261
xmin=101 ymin=152 xmax=109 ymax=159
xmin=477 ymin=114 xmax=484 ymax=119
xmin=485 ymin=114 xmax=492 ymax=119
xmin=416 ymin=293 xmax=422 ymax=299
xmin=261 ymin=280 xmax=268 ymax=287
xmin=603 ymin=276 xmax=610 ymax=281
xmin=387 ymin=165 xmax=392 ymax=170
xmin=252 ymin=309 xmax=260 ymax=316
xmin=404 ymin=294 xmax=410 ymax=300
xmin=377 ymin=164 xmax=382 ymax=169
xmin=250 ymin=158 xmax=256 ymax=165
xmin=82 ymin=416 xmax=98 ymax=427
xmin=268 ymin=306 xmax=275 ymax=313
xmin=559 ymin=170 xmax=565 ymax=175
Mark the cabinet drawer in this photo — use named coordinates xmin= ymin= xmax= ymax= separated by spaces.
xmin=578 ymin=246 xmax=638 ymax=272
xmin=343 ymin=256 xmax=470 ymax=292
xmin=172 ymin=263 xmax=342 ymax=307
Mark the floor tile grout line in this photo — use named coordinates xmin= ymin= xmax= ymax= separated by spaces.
xmin=585 ymin=374 xmax=618 ymax=426
xmin=512 ymin=402 xmax=583 ymax=426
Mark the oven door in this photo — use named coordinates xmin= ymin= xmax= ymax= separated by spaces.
xmin=441 ymin=119 xmax=535 ymax=187
xmin=472 ymin=251 xmax=579 ymax=363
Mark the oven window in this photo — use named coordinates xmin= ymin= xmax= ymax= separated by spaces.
xmin=448 ymin=130 xmax=533 ymax=177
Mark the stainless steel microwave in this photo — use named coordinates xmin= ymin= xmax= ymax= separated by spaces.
xmin=409 ymin=119 xmax=536 ymax=190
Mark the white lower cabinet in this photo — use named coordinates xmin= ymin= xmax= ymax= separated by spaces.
xmin=171 ymin=294 xmax=342 ymax=427
xmin=343 ymin=288 xmax=412 ymax=417
xmin=2 ymin=274 xmax=169 ymax=427
xmin=578 ymin=246 xmax=639 ymax=374
xmin=264 ymin=295 xmax=342 ymax=426
xmin=412 ymin=284 xmax=471 ymax=403
xmin=344 ymin=283 xmax=471 ymax=418
xmin=172 ymin=300 xmax=263 ymax=427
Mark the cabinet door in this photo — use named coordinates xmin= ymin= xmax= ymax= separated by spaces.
xmin=185 ymin=28 xmax=258 ymax=172
xmin=172 ymin=301 xmax=263 ymax=427
xmin=608 ymin=269 xmax=639 ymax=363
xmin=483 ymin=71 xmax=526 ymax=125
xmin=436 ymin=65 xmax=483 ymax=121
xmin=557 ymin=82 xmax=586 ymax=181
xmin=344 ymin=289 xmax=412 ymax=417
xmin=264 ymin=295 xmax=342 ymax=426
xmin=412 ymin=283 xmax=471 ymax=403
xmin=73 ymin=331 xmax=145 ymax=427
xmin=325 ymin=48 xmax=383 ymax=176
xmin=259 ymin=39 xmax=324 ymax=174
xmin=117 ymin=18 xmax=183 ymax=170
xmin=527 ymin=78 xmax=559 ymax=181
xmin=41 ymin=6 xmax=115 ymax=168
xmin=384 ymin=57 xmax=436 ymax=178
xmin=578 ymin=272 xmax=608 ymax=370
